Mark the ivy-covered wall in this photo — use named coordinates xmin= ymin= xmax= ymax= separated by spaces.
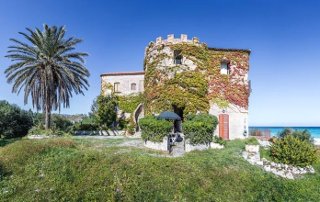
xmin=143 ymin=41 xmax=250 ymax=116
xmin=208 ymin=49 xmax=250 ymax=109
xmin=118 ymin=93 xmax=143 ymax=113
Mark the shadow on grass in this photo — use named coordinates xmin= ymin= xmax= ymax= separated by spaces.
xmin=0 ymin=138 xmax=20 ymax=147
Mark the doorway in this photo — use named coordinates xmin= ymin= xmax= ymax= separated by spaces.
xmin=219 ymin=114 xmax=229 ymax=140
xmin=172 ymin=105 xmax=184 ymax=133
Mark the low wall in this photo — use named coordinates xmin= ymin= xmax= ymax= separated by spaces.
xmin=185 ymin=142 xmax=224 ymax=152
xmin=74 ymin=130 xmax=125 ymax=136
xmin=144 ymin=137 xmax=169 ymax=151
xmin=242 ymin=145 xmax=315 ymax=179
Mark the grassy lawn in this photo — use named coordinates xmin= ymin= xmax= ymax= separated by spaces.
xmin=0 ymin=137 xmax=319 ymax=201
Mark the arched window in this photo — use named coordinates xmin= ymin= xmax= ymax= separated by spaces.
xmin=114 ymin=82 xmax=120 ymax=92
xmin=220 ymin=61 xmax=230 ymax=75
xmin=131 ymin=83 xmax=136 ymax=91
xmin=174 ymin=50 xmax=182 ymax=65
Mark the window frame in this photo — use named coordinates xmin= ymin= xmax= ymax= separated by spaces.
xmin=220 ymin=61 xmax=230 ymax=75
xmin=114 ymin=82 xmax=120 ymax=93
xmin=131 ymin=83 xmax=137 ymax=91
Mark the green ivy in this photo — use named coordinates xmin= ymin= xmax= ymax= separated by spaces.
xmin=143 ymin=42 xmax=250 ymax=114
xmin=117 ymin=93 xmax=143 ymax=113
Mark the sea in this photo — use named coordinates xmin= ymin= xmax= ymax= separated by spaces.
xmin=249 ymin=126 xmax=320 ymax=139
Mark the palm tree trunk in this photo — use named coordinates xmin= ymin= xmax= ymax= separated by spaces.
xmin=45 ymin=106 xmax=51 ymax=130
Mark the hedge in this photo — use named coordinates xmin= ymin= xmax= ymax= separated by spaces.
xmin=139 ymin=116 xmax=173 ymax=142
xmin=183 ymin=114 xmax=218 ymax=145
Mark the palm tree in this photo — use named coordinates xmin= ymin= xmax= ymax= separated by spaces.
xmin=5 ymin=25 xmax=90 ymax=130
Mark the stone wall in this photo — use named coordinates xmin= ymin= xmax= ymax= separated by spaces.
xmin=209 ymin=103 xmax=248 ymax=140
xmin=144 ymin=137 xmax=169 ymax=151
xmin=101 ymin=73 xmax=144 ymax=96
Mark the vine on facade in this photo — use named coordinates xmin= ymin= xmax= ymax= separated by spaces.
xmin=144 ymin=42 xmax=250 ymax=115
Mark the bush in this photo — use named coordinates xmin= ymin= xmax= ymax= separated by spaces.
xmin=28 ymin=126 xmax=72 ymax=137
xmin=96 ymin=95 xmax=118 ymax=129
xmin=0 ymin=100 xmax=33 ymax=138
xmin=244 ymin=137 xmax=259 ymax=145
xmin=52 ymin=115 xmax=73 ymax=132
xmin=278 ymin=128 xmax=313 ymax=143
xmin=270 ymin=135 xmax=316 ymax=167
xmin=213 ymin=136 xmax=226 ymax=146
xmin=72 ymin=122 xmax=99 ymax=131
xmin=139 ymin=116 xmax=172 ymax=142
xmin=183 ymin=114 xmax=218 ymax=145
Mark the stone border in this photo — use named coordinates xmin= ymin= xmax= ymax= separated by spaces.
xmin=185 ymin=142 xmax=224 ymax=152
xmin=242 ymin=145 xmax=315 ymax=179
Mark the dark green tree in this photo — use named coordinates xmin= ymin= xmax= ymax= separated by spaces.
xmin=96 ymin=95 xmax=118 ymax=130
xmin=0 ymin=100 xmax=33 ymax=138
xmin=5 ymin=25 xmax=90 ymax=129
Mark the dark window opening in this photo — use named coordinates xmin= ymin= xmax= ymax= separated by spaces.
xmin=131 ymin=83 xmax=136 ymax=91
xmin=174 ymin=50 xmax=182 ymax=65
xmin=220 ymin=61 xmax=230 ymax=75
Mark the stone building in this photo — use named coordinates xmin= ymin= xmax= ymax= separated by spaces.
xmin=101 ymin=34 xmax=251 ymax=140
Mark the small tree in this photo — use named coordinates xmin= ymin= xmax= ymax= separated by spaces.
xmin=96 ymin=95 xmax=118 ymax=130
xmin=0 ymin=100 xmax=33 ymax=138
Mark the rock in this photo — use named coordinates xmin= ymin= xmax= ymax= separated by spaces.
xmin=245 ymin=145 xmax=260 ymax=153
xmin=256 ymin=161 xmax=264 ymax=166
xmin=210 ymin=142 xmax=224 ymax=149
xmin=285 ymin=172 xmax=294 ymax=180
xmin=264 ymin=165 xmax=271 ymax=172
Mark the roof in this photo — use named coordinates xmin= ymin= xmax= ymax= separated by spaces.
xmin=100 ymin=71 xmax=145 ymax=77
xmin=208 ymin=47 xmax=251 ymax=54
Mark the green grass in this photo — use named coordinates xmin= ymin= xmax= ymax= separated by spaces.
xmin=0 ymin=138 xmax=20 ymax=147
xmin=0 ymin=138 xmax=319 ymax=201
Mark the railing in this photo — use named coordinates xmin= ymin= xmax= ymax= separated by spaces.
xmin=249 ymin=129 xmax=271 ymax=141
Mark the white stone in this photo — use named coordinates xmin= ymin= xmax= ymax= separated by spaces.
xmin=210 ymin=142 xmax=224 ymax=149
xmin=185 ymin=143 xmax=209 ymax=152
xmin=245 ymin=145 xmax=260 ymax=153
xmin=167 ymin=34 xmax=174 ymax=42
xmin=144 ymin=137 xmax=169 ymax=151
xmin=181 ymin=34 xmax=188 ymax=42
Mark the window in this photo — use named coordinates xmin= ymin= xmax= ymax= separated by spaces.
xmin=131 ymin=83 xmax=136 ymax=91
xmin=114 ymin=82 xmax=120 ymax=92
xmin=174 ymin=50 xmax=182 ymax=65
xmin=220 ymin=61 xmax=230 ymax=75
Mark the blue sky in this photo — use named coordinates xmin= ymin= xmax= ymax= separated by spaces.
xmin=0 ymin=0 xmax=320 ymax=126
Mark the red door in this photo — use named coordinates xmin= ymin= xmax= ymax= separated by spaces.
xmin=219 ymin=114 xmax=229 ymax=140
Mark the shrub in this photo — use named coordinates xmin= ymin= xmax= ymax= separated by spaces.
xmin=52 ymin=115 xmax=73 ymax=132
xmin=213 ymin=136 xmax=226 ymax=146
xmin=270 ymin=135 xmax=316 ymax=167
xmin=185 ymin=113 xmax=218 ymax=125
xmin=96 ymin=95 xmax=118 ymax=129
xmin=183 ymin=114 xmax=218 ymax=145
xmin=0 ymin=100 xmax=33 ymax=138
xmin=244 ymin=137 xmax=259 ymax=145
xmin=291 ymin=130 xmax=313 ymax=143
xmin=278 ymin=128 xmax=313 ymax=143
xmin=28 ymin=127 xmax=71 ymax=137
xmin=139 ymin=116 xmax=173 ymax=142
xmin=72 ymin=122 xmax=99 ymax=131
